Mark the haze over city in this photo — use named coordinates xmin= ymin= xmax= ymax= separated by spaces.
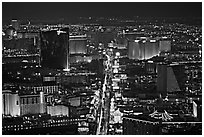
xmin=3 ymin=2 xmax=201 ymax=22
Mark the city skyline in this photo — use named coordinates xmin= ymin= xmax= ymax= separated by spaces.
xmin=2 ymin=2 xmax=202 ymax=135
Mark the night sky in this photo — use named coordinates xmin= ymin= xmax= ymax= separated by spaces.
xmin=2 ymin=2 xmax=202 ymax=22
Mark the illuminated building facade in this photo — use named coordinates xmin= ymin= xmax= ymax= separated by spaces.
xmin=40 ymin=28 xmax=69 ymax=70
xmin=128 ymin=39 xmax=159 ymax=60
xmin=20 ymin=91 xmax=46 ymax=115
xmin=47 ymin=105 xmax=69 ymax=116
xmin=145 ymin=40 xmax=160 ymax=59
xmin=2 ymin=90 xmax=20 ymax=117
xmin=192 ymin=100 xmax=202 ymax=121
xmin=128 ymin=40 xmax=140 ymax=60
xmin=69 ymin=35 xmax=87 ymax=54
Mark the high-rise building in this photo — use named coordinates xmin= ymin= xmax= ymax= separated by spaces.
xmin=40 ymin=28 xmax=69 ymax=70
xmin=2 ymin=90 xmax=20 ymax=117
xmin=150 ymin=40 xmax=160 ymax=57
xmin=128 ymin=39 xmax=159 ymax=60
xmin=157 ymin=64 xmax=186 ymax=96
xmin=128 ymin=40 xmax=140 ymax=60
xmin=69 ymin=35 xmax=87 ymax=54
xmin=139 ymin=40 xmax=146 ymax=60
xmin=11 ymin=19 xmax=20 ymax=31
xmin=157 ymin=64 xmax=168 ymax=95
xmin=143 ymin=39 xmax=159 ymax=60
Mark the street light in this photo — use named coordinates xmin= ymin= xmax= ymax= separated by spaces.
xmin=115 ymin=52 xmax=120 ymax=57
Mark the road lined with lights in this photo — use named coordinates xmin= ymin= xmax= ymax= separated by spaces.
xmin=96 ymin=49 xmax=113 ymax=135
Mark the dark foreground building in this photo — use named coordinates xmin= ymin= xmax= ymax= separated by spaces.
xmin=157 ymin=63 xmax=186 ymax=96
xmin=123 ymin=114 xmax=202 ymax=135
xmin=40 ymin=28 xmax=69 ymax=69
